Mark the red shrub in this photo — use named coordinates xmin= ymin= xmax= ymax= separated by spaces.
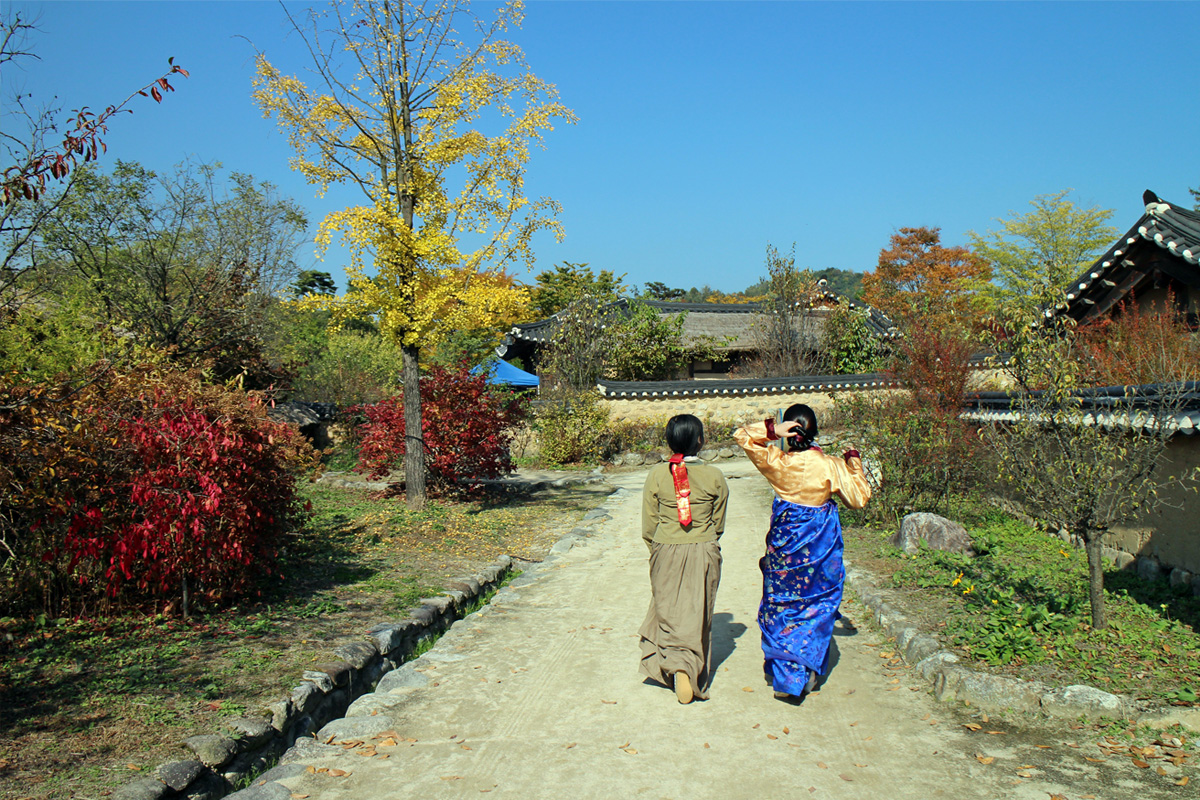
xmin=1076 ymin=291 xmax=1199 ymax=386
xmin=1 ymin=366 xmax=315 ymax=615
xmin=354 ymin=363 xmax=531 ymax=493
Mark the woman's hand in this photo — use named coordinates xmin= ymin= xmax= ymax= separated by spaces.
xmin=775 ymin=419 xmax=801 ymax=438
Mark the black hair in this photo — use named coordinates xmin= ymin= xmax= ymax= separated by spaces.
xmin=665 ymin=414 xmax=704 ymax=456
xmin=782 ymin=403 xmax=818 ymax=452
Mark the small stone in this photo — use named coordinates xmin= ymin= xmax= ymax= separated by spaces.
xmin=698 ymin=449 xmax=718 ymax=462
xmin=643 ymin=451 xmax=662 ymax=464
xmin=317 ymin=661 xmax=355 ymax=688
xmin=420 ymin=595 xmax=453 ymax=614
xmin=156 ymin=759 xmax=205 ymax=791
xmin=225 ymin=718 xmax=275 ymax=748
xmin=377 ymin=664 xmax=430 ymax=692
xmin=623 ymin=452 xmax=644 ymax=466
xmin=1136 ymin=557 xmax=1163 ymax=582
xmin=111 ymin=777 xmax=170 ymax=800
xmin=1042 ymin=684 xmax=1126 ymax=718
xmin=1115 ymin=552 xmax=1136 ymax=571
xmin=184 ymin=735 xmax=239 ymax=768
xmin=333 ymin=641 xmax=377 ymax=670
xmin=367 ymin=621 xmax=417 ymax=655
xmin=301 ymin=670 xmax=334 ymax=693
xmin=1169 ymin=568 xmax=1192 ymax=590
xmin=180 ymin=770 xmax=227 ymax=800
xmin=264 ymin=699 xmax=293 ymax=733
xmin=291 ymin=682 xmax=323 ymax=714
xmin=717 ymin=447 xmax=735 ymax=459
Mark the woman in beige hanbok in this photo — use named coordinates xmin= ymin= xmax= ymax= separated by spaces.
xmin=639 ymin=414 xmax=729 ymax=703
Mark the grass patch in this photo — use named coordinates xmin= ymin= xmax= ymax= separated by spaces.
xmin=0 ymin=478 xmax=610 ymax=800
xmin=843 ymin=504 xmax=1200 ymax=708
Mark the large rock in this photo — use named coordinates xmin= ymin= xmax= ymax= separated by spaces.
xmin=890 ymin=513 xmax=976 ymax=557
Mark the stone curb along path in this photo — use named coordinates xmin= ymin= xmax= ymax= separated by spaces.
xmin=112 ymin=472 xmax=613 ymax=800
xmin=844 ymin=565 xmax=1200 ymax=735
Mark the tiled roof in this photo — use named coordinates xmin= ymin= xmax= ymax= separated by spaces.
xmin=598 ymin=372 xmax=898 ymax=399
xmin=1053 ymin=191 xmax=1200 ymax=324
xmin=961 ymin=382 xmax=1200 ymax=437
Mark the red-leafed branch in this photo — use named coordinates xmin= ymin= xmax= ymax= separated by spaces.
xmin=1 ymin=59 xmax=189 ymax=205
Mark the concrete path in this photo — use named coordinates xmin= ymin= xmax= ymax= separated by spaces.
xmin=269 ymin=461 xmax=1181 ymax=799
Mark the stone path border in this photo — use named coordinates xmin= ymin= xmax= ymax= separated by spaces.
xmin=112 ymin=472 xmax=613 ymax=800
xmin=845 ymin=563 xmax=1200 ymax=734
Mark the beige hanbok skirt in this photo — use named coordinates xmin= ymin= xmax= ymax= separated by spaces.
xmin=638 ymin=540 xmax=722 ymax=700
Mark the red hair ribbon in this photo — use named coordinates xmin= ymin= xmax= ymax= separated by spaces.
xmin=668 ymin=454 xmax=692 ymax=526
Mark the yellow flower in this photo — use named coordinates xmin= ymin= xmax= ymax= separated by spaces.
xmin=1059 ymin=549 xmax=1069 ymax=558
xmin=951 ymin=572 xmax=963 ymax=587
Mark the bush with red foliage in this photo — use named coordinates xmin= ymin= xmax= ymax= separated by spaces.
xmin=354 ymin=363 xmax=531 ymax=493
xmin=887 ymin=322 xmax=978 ymax=414
xmin=1076 ymin=291 xmax=1199 ymax=386
xmin=0 ymin=366 xmax=315 ymax=615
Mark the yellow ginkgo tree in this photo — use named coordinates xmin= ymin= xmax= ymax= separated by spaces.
xmin=253 ymin=0 xmax=575 ymax=508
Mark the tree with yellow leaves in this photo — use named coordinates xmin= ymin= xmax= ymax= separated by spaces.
xmin=253 ymin=0 xmax=575 ymax=508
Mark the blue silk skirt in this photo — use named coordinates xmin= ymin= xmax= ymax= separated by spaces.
xmin=759 ymin=497 xmax=844 ymax=696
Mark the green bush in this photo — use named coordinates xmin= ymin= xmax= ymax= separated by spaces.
xmin=535 ymin=391 xmax=610 ymax=465
xmin=832 ymin=391 xmax=983 ymax=526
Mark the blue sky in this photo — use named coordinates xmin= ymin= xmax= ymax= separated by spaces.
xmin=4 ymin=0 xmax=1198 ymax=295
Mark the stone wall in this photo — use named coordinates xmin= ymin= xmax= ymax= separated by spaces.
xmin=601 ymin=388 xmax=845 ymax=429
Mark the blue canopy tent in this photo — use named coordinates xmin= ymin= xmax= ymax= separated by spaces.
xmin=471 ymin=359 xmax=540 ymax=388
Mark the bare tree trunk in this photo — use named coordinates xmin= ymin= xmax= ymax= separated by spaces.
xmin=402 ymin=343 xmax=426 ymax=510
xmin=1082 ymin=528 xmax=1107 ymax=629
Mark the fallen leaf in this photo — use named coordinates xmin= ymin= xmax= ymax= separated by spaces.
xmin=291 ymin=795 xmax=310 ymax=799
xmin=1084 ymin=756 xmax=1104 ymax=763
xmin=845 ymin=689 xmax=856 ymax=695
xmin=981 ymin=714 xmax=989 ymax=723
xmin=817 ymin=762 xmax=828 ymax=769
xmin=839 ymin=773 xmax=854 ymax=781
xmin=126 ymin=765 xmax=141 ymax=771
xmin=809 ymin=789 xmax=816 ymax=794
xmin=767 ymin=734 xmax=778 ymax=740
xmin=461 ymin=744 xmax=472 ymax=751
xmin=379 ymin=737 xmax=398 ymax=747
xmin=1035 ymin=744 xmax=1052 ymax=749
xmin=963 ymin=723 xmax=982 ymax=732
xmin=1175 ymin=776 xmax=1189 ymax=787
xmin=752 ymin=724 xmax=761 ymax=729
xmin=565 ymin=743 xmax=577 ymax=749
xmin=324 ymin=734 xmax=336 ymax=744
xmin=1049 ymin=795 xmax=1067 ymax=800
xmin=985 ymin=731 xmax=1005 ymax=735
xmin=976 ymin=755 xmax=995 ymax=765
xmin=849 ymin=722 xmax=858 ymax=727
xmin=328 ymin=769 xmax=350 ymax=777
xmin=1016 ymin=770 xmax=1033 ymax=778
xmin=703 ymin=743 xmax=710 ymax=749
xmin=305 ymin=766 xmax=316 ymax=774
xmin=854 ymin=763 xmax=867 ymax=768
xmin=376 ymin=753 xmax=389 ymax=759
xmin=863 ymin=736 xmax=873 ymax=741
xmin=370 ymin=709 xmax=379 ymax=716
xmin=788 ymin=743 xmax=803 ymax=748
xmin=889 ymin=678 xmax=899 ymax=684
xmin=742 ymin=687 xmax=754 ymax=692
xmin=619 ymin=741 xmax=630 ymax=749
xmin=601 ymin=700 xmax=617 ymax=705
xmin=783 ymin=726 xmax=790 ymax=734
xmin=441 ymin=776 xmax=463 ymax=781
xmin=623 ymin=748 xmax=638 ymax=755
xmin=1132 ymin=758 xmax=1150 ymax=769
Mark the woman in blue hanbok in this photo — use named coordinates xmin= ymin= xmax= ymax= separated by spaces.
xmin=734 ymin=405 xmax=871 ymax=699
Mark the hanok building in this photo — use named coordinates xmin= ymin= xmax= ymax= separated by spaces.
xmin=1055 ymin=190 xmax=1200 ymax=327
xmin=497 ymin=295 xmax=899 ymax=381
